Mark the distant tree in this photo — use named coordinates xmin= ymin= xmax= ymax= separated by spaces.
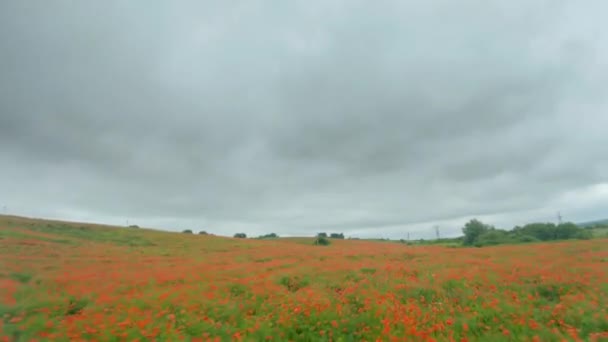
xmin=198 ymin=231 xmax=208 ymax=235
xmin=314 ymin=236 xmax=331 ymax=246
xmin=513 ymin=234 xmax=541 ymax=243
xmin=462 ymin=219 xmax=490 ymax=246
xmin=329 ymin=233 xmax=344 ymax=239
xmin=575 ymin=229 xmax=593 ymax=240
xmin=258 ymin=233 xmax=278 ymax=239
xmin=317 ymin=232 xmax=328 ymax=238
xmin=233 ymin=233 xmax=247 ymax=239
xmin=554 ymin=222 xmax=582 ymax=240
xmin=128 ymin=225 xmax=140 ymax=229
xmin=511 ymin=222 xmax=591 ymax=242
xmin=514 ymin=223 xmax=556 ymax=241
xmin=464 ymin=220 xmax=595 ymax=247
xmin=182 ymin=229 xmax=193 ymax=234
xmin=475 ymin=229 xmax=511 ymax=247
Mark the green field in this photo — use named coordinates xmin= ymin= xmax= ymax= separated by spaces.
xmin=1 ymin=215 xmax=607 ymax=341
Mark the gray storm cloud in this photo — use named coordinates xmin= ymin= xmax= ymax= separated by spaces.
xmin=1 ymin=1 xmax=607 ymax=238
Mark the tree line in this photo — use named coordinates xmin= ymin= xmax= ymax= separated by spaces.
xmin=462 ymin=219 xmax=592 ymax=247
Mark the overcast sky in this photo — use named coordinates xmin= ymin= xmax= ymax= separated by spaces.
xmin=1 ymin=1 xmax=607 ymax=238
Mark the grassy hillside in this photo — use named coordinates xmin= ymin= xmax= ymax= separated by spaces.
xmin=1 ymin=215 xmax=607 ymax=341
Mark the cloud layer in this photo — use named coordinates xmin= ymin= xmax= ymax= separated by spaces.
xmin=2 ymin=1 xmax=607 ymax=238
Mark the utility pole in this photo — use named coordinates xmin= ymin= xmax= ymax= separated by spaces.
xmin=2 ymin=205 xmax=6 ymax=215
xmin=407 ymin=232 xmax=410 ymax=242
xmin=557 ymin=211 xmax=563 ymax=225
xmin=434 ymin=225 xmax=440 ymax=240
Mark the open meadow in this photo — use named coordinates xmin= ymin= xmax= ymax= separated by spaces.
xmin=1 ymin=216 xmax=607 ymax=341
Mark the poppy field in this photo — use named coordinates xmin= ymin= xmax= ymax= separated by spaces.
xmin=1 ymin=216 xmax=607 ymax=341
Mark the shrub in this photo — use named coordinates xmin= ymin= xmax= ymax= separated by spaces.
xmin=10 ymin=272 xmax=33 ymax=284
xmin=258 ymin=233 xmax=278 ymax=239
xmin=475 ymin=229 xmax=512 ymax=246
xmin=314 ymin=236 xmax=331 ymax=246
xmin=234 ymin=233 xmax=247 ymax=239
xmin=128 ymin=225 xmax=140 ymax=229
xmin=555 ymin=223 xmax=582 ymax=240
xmin=66 ymin=296 xmax=90 ymax=316
xmin=330 ymin=233 xmax=345 ymax=239
xmin=182 ymin=229 xmax=193 ymax=234
xmin=198 ymin=231 xmax=208 ymax=235
xmin=279 ymin=275 xmax=309 ymax=292
xmin=514 ymin=234 xmax=540 ymax=243
xmin=575 ymin=229 xmax=593 ymax=240
xmin=535 ymin=284 xmax=562 ymax=302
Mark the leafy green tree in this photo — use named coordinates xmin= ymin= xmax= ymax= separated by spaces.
xmin=554 ymin=222 xmax=581 ymax=240
xmin=475 ymin=229 xmax=511 ymax=246
xmin=514 ymin=223 xmax=556 ymax=241
xmin=317 ymin=232 xmax=328 ymax=238
xmin=330 ymin=233 xmax=344 ymax=239
xmin=512 ymin=222 xmax=589 ymax=242
xmin=462 ymin=219 xmax=490 ymax=246
xmin=233 ymin=233 xmax=247 ymax=238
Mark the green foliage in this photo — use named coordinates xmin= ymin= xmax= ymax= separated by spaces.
xmin=317 ymin=232 xmax=327 ymax=238
xmin=574 ymin=228 xmax=593 ymax=240
xmin=554 ymin=222 xmax=581 ymax=239
xmin=534 ymin=284 xmax=562 ymax=302
xmin=513 ymin=223 xmax=557 ymax=241
xmin=513 ymin=222 xmax=591 ymax=242
xmin=198 ymin=231 xmax=208 ymax=235
xmin=66 ymin=296 xmax=90 ymax=316
xmin=462 ymin=219 xmax=491 ymax=246
xmin=182 ymin=229 xmax=193 ymax=234
xmin=466 ymin=220 xmax=593 ymax=247
xmin=313 ymin=236 xmax=331 ymax=246
xmin=10 ymin=272 xmax=33 ymax=284
xmin=513 ymin=234 xmax=541 ymax=243
xmin=474 ymin=229 xmax=513 ymax=247
xmin=278 ymin=276 xmax=309 ymax=292
xmin=257 ymin=233 xmax=278 ymax=239
xmin=329 ymin=233 xmax=344 ymax=239
xmin=233 ymin=233 xmax=247 ymax=239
